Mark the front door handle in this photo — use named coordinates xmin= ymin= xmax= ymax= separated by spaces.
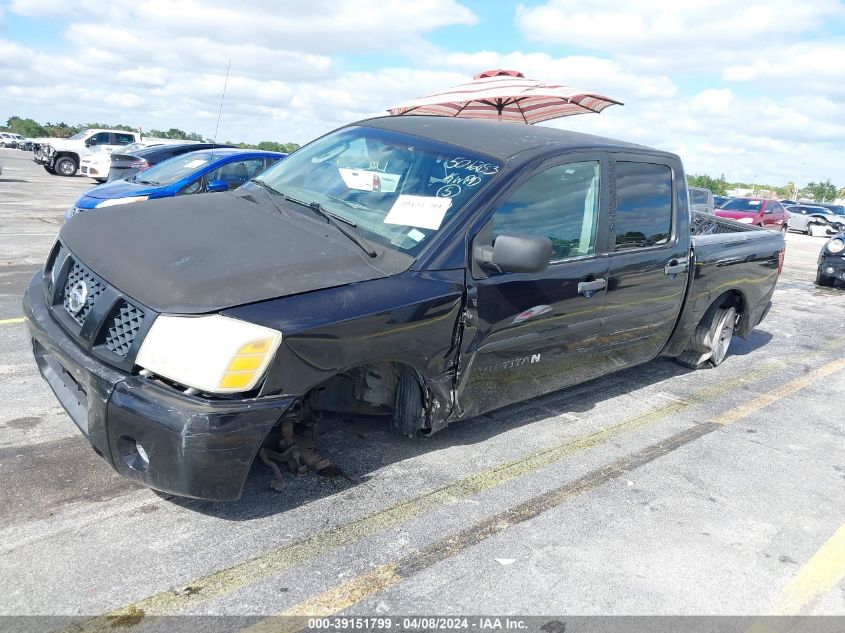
xmin=664 ymin=258 xmax=689 ymax=276
xmin=578 ymin=278 xmax=607 ymax=296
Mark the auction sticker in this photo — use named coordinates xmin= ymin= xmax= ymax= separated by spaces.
xmin=385 ymin=195 xmax=452 ymax=230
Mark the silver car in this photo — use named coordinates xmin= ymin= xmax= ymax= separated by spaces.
xmin=786 ymin=205 xmax=845 ymax=236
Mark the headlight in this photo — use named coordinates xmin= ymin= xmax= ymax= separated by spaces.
xmin=827 ymin=238 xmax=845 ymax=254
xmin=736 ymin=217 xmax=754 ymax=224
xmin=136 ymin=315 xmax=282 ymax=394
xmin=95 ymin=196 xmax=149 ymax=208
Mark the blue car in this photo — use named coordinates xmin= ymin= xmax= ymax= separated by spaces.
xmin=66 ymin=148 xmax=285 ymax=221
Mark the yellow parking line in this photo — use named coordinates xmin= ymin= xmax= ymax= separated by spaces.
xmin=244 ymin=355 xmax=845 ymax=623
xmin=70 ymin=337 xmax=845 ymax=629
xmin=0 ymin=317 xmax=26 ymax=325
xmin=772 ymin=523 xmax=845 ymax=615
xmin=712 ymin=357 xmax=845 ymax=426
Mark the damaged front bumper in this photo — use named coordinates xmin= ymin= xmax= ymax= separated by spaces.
xmin=819 ymin=254 xmax=845 ymax=282
xmin=33 ymin=145 xmax=54 ymax=166
xmin=23 ymin=274 xmax=295 ymax=500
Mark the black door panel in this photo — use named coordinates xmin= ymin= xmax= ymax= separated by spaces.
xmin=456 ymin=155 xmax=611 ymax=418
xmin=602 ymin=158 xmax=689 ymax=366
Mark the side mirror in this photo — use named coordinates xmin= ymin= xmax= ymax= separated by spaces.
xmin=85 ymin=138 xmax=94 ymax=147
xmin=474 ymin=234 xmax=553 ymax=274
xmin=207 ymin=179 xmax=229 ymax=193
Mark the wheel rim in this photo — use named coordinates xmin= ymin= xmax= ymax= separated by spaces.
xmin=712 ymin=311 xmax=735 ymax=364
xmin=58 ymin=161 xmax=73 ymax=175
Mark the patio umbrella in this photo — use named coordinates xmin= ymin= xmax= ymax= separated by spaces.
xmin=387 ymin=69 xmax=622 ymax=124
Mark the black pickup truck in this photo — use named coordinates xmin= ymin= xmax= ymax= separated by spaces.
xmin=24 ymin=116 xmax=785 ymax=500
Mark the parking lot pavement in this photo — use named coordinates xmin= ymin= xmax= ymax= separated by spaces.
xmin=0 ymin=152 xmax=843 ymax=621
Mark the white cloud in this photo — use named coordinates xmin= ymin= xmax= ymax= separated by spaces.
xmin=7 ymin=0 xmax=74 ymax=17
xmin=515 ymin=0 xmax=843 ymax=52
xmin=1 ymin=1 xmax=842 ymax=188
xmin=432 ymin=50 xmax=677 ymax=100
xmin=723 ymin=43 xmax=845 ymax=92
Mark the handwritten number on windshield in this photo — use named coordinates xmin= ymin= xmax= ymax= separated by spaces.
xmin=444 ymin=157 xmax=500 ymax=175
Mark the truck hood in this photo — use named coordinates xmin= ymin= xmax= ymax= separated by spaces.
xmin=59 ymin=191 xmax=413 ymax=314
xmin=47 ymin=139 xmax=86 ymax=151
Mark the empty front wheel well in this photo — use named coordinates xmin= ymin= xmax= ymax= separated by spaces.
xmin=302 ymin=361 xmax=428 ymax=435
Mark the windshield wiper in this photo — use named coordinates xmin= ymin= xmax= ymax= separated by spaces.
xmin=248 ymin=179 xmax=294 ymax=222
xmin=249 ymin=178 xmax=283 ymax=196
xmin=133 ymin=179 xmax=158 ymax=185
xmin=282 ymin=194 xmax=378 ymax=259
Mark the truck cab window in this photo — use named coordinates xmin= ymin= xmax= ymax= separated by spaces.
xmin=492 ymin=161 xmax=601 ymax=261
xmin=614 ymin=162 xmax=672 ymax=250
xmin=91 ymin=132 xmax=111 ymax=146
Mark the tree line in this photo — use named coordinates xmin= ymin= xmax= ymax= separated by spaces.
xmin=1 ymin=116 xmax=300 ymax=154
xmin=687 ymin=173 xmax=842 ymax=203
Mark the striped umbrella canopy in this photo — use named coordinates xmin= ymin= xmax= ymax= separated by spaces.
xmin=387 ymin=69 xmax=622 ymax=124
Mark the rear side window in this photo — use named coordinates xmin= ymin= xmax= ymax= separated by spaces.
xmin=690 ymin=189 xmax=708 ymax=205
xmin=614 ymin=162 xmax=672 ymax=250
xmin=114 ymin=133 xmax=135 ymax=145
xmin=492 ymin=161 xmax=601 ymax=261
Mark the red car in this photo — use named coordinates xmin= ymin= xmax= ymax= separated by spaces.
xmin=715 ymin=197 xmax=789 ymax=231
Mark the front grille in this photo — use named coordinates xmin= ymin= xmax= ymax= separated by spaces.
xmin=62 ymin=261 xmax=105 ymax=325
xmin=46 ymin=245 xmax=155 ymax=370
xmin=104 ymin=300 xmax=145 ymax=357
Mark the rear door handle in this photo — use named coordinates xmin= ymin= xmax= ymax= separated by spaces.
xmin=664 ymin=258 xmax=689 ymax=276
xmin=578 ymin=278 xmax=607 ymax=296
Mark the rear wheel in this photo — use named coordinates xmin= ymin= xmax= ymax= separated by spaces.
xmin=676 ymin=303 xmax=738 ymax=369
xmin=54 ymin=155 xmax=78 ymax=177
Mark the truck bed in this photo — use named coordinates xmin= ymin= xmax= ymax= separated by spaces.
xmin=663 ymin=212 xmax=784 ymax=357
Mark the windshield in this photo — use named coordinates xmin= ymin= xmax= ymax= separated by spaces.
xmin=720 ymin=198 xmax=763 ymax=212
xmin=251 ymin=126 xmax=502 ymax=254
xmin=68 ymin=131 xmax=88 ymax=140
xmin=132 ymin=151 xmax=213 ymax=185
xmin=120 ymin=142 xmax=147 ymax=154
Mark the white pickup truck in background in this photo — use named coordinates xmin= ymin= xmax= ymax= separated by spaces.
xmin=33 ymin=129 xmax=139 ymax=177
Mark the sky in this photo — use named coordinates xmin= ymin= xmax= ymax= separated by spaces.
xmin=1 ymin=0 xmax=843 ymax=187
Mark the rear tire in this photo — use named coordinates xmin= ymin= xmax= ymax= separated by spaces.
xmin=54 ymin=155 xmax=78 ymax=177
xmin=393 ymin=365 xmax=424 ymax=437
xmin=676 ymin=304 xmax=737 ymax=369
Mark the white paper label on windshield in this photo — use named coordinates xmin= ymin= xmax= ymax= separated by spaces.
xmin=747 ymin=200 xmax=761 ymax=206
xmin=185 ymin=159 xmax=208 ymax=168
xmin=385 ymin=195 xmax=452 ymax=230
